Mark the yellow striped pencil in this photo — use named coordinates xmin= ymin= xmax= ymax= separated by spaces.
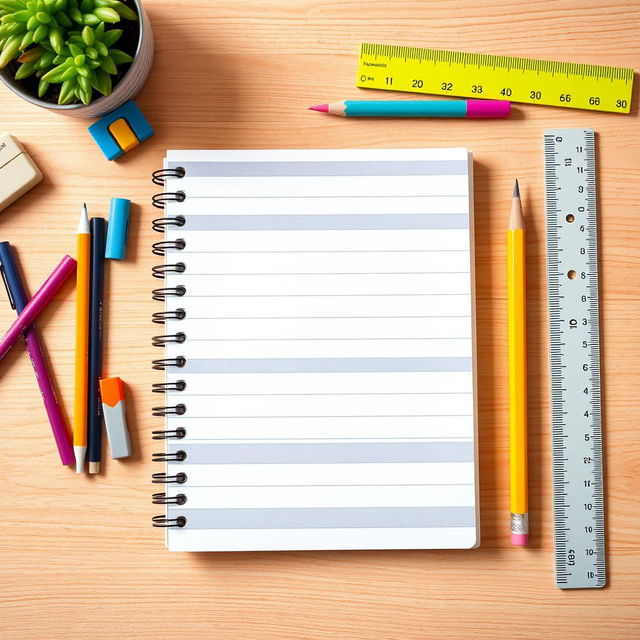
xmin=73 ymin=203 xmax=90 ymax=473
xmin=508 ymin=180 xmax=528 ymax=545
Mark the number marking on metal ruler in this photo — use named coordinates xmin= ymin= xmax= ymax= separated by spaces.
xmin=544 ymin=128 xmax=605 ymax=589
xmin=357 ymin=43 xmax=634 ymax=113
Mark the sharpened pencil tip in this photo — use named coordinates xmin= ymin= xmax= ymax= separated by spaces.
xmin=513 ymin=180 xmax=520 ymax=198
xmin=77 ymin=203 xmax=90 ymax=234
xmin=308 ymin=104 xmax=329 ymax=112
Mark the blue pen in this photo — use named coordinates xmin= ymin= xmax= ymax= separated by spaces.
xmin=309 ymin=99 xmax=510 ymax=118
xmin=87 ymin=218 xmax=106 ymax=474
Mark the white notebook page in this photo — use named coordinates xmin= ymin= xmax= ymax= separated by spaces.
xmin=158 ymin=148 xmax=478 ymax=551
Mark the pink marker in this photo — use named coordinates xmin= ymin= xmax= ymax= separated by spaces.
xmin=0 ymin=255 xmax=77 ymax=361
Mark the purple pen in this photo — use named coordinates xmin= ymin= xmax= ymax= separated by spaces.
xmin=0 ymin=255 xmax=77 ymax=361
xmin=0 ymin=243 xmax=75 ymax=465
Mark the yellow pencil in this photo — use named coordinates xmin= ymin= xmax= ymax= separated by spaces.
xmin=508 ymin=180 xmax=528 ymax=546
xmin=73 ymin=203 xmax=90 ymax=473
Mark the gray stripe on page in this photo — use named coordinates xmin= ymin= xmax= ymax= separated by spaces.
xmin=169 ymin=160 xmax=468 ymax=177
xmin=180 ymin=357 xmax=472 ymax=374
xmin=169 ymin=442 xmax=473 ymax=464
xmin=168 ymin=506 xmax=476 ymax=529
xmin=181 ymin=214 xmax=468 ymax=231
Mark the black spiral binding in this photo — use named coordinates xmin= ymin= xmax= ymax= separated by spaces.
xmin=152 ymin=380 xmax=186 ymax=393
xmin=152 ymin=166 xmax=189 ymax=529
xmin=152 ymin=403 xmax=186 ymax=417
xmin=152 ymin=308 xmax=186 ymax=324
xmin=152 ymin=239 xmax=185 ymax=256
xmin=152 ymin=332 xmax=186 ymax=347
xmin=152 ymin=166 xmax=186 ymax=186
xmin=152 ymin=285 xmax=186 ymax=301
xmin=152 ymin=427 xmax=186 ymax=439
xmin=152 ymin=492 xmax=187 ymax=505
xmin=152 ymin=263 xmax=186 ymax=278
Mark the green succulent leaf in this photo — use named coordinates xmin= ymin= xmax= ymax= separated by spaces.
xmin=99 ymin=26 xmax=119 ymax=45
xmin=59 ymin=63 xmax=76 ymax=79
xmin=53 ymin=10 xmax=70 ymax=27
xmin=14 ymin=59 xmax=35 ymax=77
xmin=90 ymin=66 xmax=110 ymax=94
xmin=80 ymin=23 xmax=92 ymax=44
xmin=109 ymin=1 xmax=136 ymax=21
xmin=68 ymin=6 xmax=81 ymax=22
xmin=11 ymin=9 xmax=31 ymax=21
xmin=93 ymin=6 xmax=118 ymax=22
xmin=81 ymin=12 xmax=97 ymax=25
xmin=107 ymin=46 xmax=129 ymax=64
xmin=37 ymin=76 xmax=48 ymax=96
xmin=48 ymin=24 xmax=62 ymax=50
xmin=99 ymin=52 xmax=114 ymax=73
xmin=19 ymin=29 xmax=33 ymax=47
xmin=0 ymin=34 xmax=21 ymax=67
xmin=32 ymin=22 xmax=47 ymax=41
xmin=35 ymin=10 xmax=51 ymax=23
xmin=76 ymin=69 xmax=89 ymax=90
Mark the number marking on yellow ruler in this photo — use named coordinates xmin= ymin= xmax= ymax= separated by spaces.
xmin=356 ymin=43 xmax=633 ymax=113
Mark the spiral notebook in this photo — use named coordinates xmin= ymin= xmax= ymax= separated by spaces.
xmin=151 ymin=148 xmax=479 ymax=552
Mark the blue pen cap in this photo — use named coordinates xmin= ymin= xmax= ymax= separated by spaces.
xmin=105 ymin=197 xmax=130 ymax=259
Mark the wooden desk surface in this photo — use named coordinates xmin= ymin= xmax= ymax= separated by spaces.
xmin=1 ymin=1 xmax=638 ymax=638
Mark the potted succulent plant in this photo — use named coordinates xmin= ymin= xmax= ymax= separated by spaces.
xmin=0 ymin=0 xmax=153 ymax=117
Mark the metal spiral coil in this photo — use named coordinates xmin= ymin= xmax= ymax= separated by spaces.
xmin=152 ymin=286 xmax=185 ymax=301
xmin=152 ymin=357 xmax=186 ymax=370
xmin=152 ymin=404 xmax=186 ymax=417
xmin=153 ymin=239 xmax=185 ymax=256
xmin=152 ymin=492 xmax=188 ymax=505
xmin=152 ymin=263 xmax=186 ymax=279
xmin=152 ymin=308 xmax=186 ymax=324
xmin=152 ymin=169 xmax=190 ymax=532
xmin=152 ymin=191 xmax=186 ymax=210
xmin=152 ymin=472 xmax=187 ymax=484
xmin=152 ymin=380 xmax=186 ymax=393
xmin=152 ymin=214 xmax=185 ymax=232
xmin=152 ymin=166 xmax=186 ymax=186
xmin=152 ymin=450 xmax=187 ymax=462
xmin=152 ymin=333 xmax=186 ymax=347
xmin=152 ymin=515 xmax=187 ymax=528
xmin=152 ymin=428 xmax=187 ymax=440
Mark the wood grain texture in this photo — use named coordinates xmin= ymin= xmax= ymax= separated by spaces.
xmin=0 ymin=1 xmax=638 ymax=638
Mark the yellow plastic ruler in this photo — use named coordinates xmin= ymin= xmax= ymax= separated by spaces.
xmin=356 ymin=43 xmax=633 ymax=113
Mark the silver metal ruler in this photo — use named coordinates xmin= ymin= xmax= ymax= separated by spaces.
xmin=544 ymin=128 xmax=606 ymax=589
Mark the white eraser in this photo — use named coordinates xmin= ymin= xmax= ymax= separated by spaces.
xmin=0 ymin=133 xmax=43 ymax=213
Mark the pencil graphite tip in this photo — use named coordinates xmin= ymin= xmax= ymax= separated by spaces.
xmin=513 ymin=179 xmax=520 ymax=198
xmin=77 ymin=203 xmax=90 ymax=234
xmin=308 ymin=104 xmax=329 ymax=113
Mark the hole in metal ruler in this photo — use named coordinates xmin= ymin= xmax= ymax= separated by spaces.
xmin=566 ymin=214 xmax=575 ymax=223
xmin=567 ymin=270 xmax=577 ymax=279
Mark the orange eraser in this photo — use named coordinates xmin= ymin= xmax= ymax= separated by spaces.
xmin=99 ymin=376 xmax=125 ymax=407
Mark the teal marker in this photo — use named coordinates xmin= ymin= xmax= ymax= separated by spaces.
xmin=309 ymin=99 xmax=510 ymax=118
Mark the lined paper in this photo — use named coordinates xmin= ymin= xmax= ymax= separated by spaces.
xmin=160 ymin=148 xmax=478 ymax=551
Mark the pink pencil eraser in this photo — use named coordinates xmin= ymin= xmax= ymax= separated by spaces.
xmin=466 ymin=99 xmax=511 ymax=118
xmin=511 ymin=533 xmax=529 ymax=546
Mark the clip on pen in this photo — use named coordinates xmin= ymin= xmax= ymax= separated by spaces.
xmin=99 ymin=377 xmax=132 ymax=459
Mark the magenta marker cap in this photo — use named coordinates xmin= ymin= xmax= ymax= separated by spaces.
xmin=466 ymin=100 xmax=511 ymax=118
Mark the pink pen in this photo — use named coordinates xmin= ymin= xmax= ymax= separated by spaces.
xmin=0 ymin=255 xmax=77 ymax=361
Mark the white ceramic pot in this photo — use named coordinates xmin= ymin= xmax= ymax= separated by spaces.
xmin=0 ymin=0 xmax=153 ymax=118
